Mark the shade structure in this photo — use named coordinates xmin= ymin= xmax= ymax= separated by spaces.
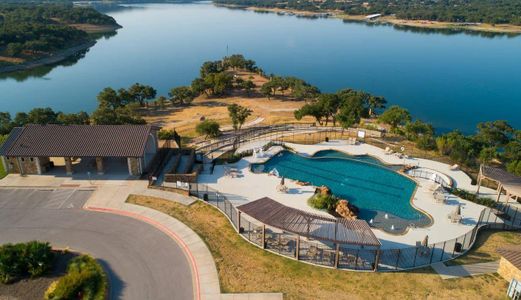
xmin=480 ymin=165 xmax=521 ymax=199
xmin=237 ymin=197 xmax=381 ymax=247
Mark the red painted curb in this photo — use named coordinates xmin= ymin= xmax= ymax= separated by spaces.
xmin=84 ymin=206 xmax=202 ymax=300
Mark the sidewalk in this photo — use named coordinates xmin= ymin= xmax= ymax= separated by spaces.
xmin=84 ymin=181 xmax=282 ymax=300
xmin=431 ymin=261 xmax=499 ymax=280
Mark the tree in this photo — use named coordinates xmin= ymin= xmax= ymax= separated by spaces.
xmin=317 ymin=94 xmax=341 ymax=126
xmin=294 ymin=102 xmax=325 ymax=125
xmin=379 ymin=106 xmax=411 ymax=132
xmin=240 ymin=80 xmax=255 ymax=96
xmin=27 ymin=107 xmax=57 ymax=124
xmin=204 ymin=72 xmax=233 ymax=96
xmin=191 ymin=78 xmax=208 ymax=96
xmin=91 ymin=103 xmax=144 ymax=125
xmin=475 ymin=120 xmax=514 ymax=147
xmin=56 ymin=111 xmax=90 ymax=125
xmin=479 ymin=147 xmax=497 ymax=164
xmin=200 ymin=61 xmax=223 ymax=77
xmin=0 ymin=112 xmax=12 ymax=135
xmin=128 ymin=83 xmax=157 ymax=106
xmin=260 ymin=82 xmax=275 ymax=99
xmin=367 ymin=95 xmax=387 ymax=116
xmin=196 ymin=120 xmax=221 ymax=138
xmin=507 ymin=160 xmax=521 ymax=176
xmin=97 ymin=87 xmax=121 ymax=109
xmin=12 ymin=112 xmax=28 ymax=127
xmin=403 ymin=120 xmax=434 ymax=141
xmin=227 ymin=104 xmax=252 ymax=131
xmin=169 ymin=86 xmax=195 ymax=105
xmin=157 ymin=96 xmax=167 ymax=109
xmin=336 ymin=99 xmax=364 ymax=129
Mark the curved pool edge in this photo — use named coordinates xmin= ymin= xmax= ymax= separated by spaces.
xmin=250 ymin=147 xmax=434 ymax=234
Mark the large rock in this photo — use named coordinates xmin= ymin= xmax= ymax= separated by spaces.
xmin=335 ymin=199 xmax=358 ymax=220
xmin=316 ymin=185 xmax=332 ymax=196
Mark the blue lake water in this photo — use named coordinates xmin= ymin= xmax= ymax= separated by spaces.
xmin=0 ymin=2 xmax=520 ymax=133
xmin=252 ymin=150 xmax=427 ymax=224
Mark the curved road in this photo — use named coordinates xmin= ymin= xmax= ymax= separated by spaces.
xmin=0 ymin=189 xmax=194 ymax=300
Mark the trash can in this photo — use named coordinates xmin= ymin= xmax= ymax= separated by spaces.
xmin=203 ymin=193 xmax=208 ymax=201
xmin=454 ymin=242 xmax=462 ymax=253
xmin=325 ymin=137 xmax=329 ymax=142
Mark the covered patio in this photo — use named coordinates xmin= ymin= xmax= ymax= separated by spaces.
xmin=477 ymin=165 xmax=521 ymax=203
xmin=236 ymin=197 xmax=381 ymax=270
xmin=0 ymin=124 xmax=159 ymax=177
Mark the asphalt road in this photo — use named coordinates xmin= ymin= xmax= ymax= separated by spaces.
xmin=0 ymin=189 xmax=194 ymax=300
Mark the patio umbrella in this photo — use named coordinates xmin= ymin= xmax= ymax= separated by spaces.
xmin=421 ymin=235 xmax=429 ymax=247
xmin=281 ymin=177 xmax=285 ymax=185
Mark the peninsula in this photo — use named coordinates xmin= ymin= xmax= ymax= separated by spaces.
xmin=0 ymin=3 xmax=121 ymax=73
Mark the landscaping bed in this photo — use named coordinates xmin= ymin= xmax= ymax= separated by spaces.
xmin=0 ymin=245 xmax=75 ymax=300
xmin=127 ymin=195 xmax=511 ymax=299
xmin=0 ymin=241 xmax=108 ymax=300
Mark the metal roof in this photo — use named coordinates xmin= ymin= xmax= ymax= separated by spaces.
xmin=0 ymin=125 xmax=157 ymax=158
xmin=237 ymin=197 xmax=381 ymax=247
xmin=498 ymin=246 xmax=521 ymax=270
xmin=482 ymin=165 xmax=521 ymax=198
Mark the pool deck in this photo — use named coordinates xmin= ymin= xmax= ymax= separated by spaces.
xmin=199 ymin=140 xmax=504 ymax=249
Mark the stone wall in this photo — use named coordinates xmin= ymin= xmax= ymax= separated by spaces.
xmin=4 ymin=156 xmax=50 ymax=175
xmin=498 ymin=257 xmax=521 ymax=282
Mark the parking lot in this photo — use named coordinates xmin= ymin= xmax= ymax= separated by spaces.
xmin=0 ymin=188 xmax=194 ymax=300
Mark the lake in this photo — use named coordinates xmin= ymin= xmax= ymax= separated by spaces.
xmin=1 ymin=2 xmax=520 ymax=133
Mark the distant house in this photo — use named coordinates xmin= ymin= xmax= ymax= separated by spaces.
xmin=0 ymin=124 xmax=159 ymax=176
xmin=365 ymin=14 xmax=382 ymax=21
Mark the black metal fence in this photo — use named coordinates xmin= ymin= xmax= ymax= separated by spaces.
xmin=196 ymin=123 xmax=352 ymax=155
xmin=189 ymin=182 xmax=521 ymax=272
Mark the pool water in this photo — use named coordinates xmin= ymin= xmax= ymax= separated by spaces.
xmin=252 ymin=150 xmax=429 ymax=228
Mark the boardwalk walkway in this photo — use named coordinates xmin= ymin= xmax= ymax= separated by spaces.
xmin=431 ymin=261 xmax=499 ymax=280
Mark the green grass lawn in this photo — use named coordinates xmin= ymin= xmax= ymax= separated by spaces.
xmin=447 ymin=230 xmax=521 ymax=266
xmin=0 ymin=160 xmax=6 ymax=179
xmin=128 ymin=195 xmax=512 ymax=300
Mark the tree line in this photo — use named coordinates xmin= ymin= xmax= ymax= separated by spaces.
xmin=294 ymin=90 xmax=521 ymax=176
xmin=0 ymin=3 xmax=119 ymax=58
xmin=215 ymin=0 xmax=521 ymax=25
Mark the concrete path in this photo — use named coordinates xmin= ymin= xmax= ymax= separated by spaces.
xmin=431 ymin=261 xmax=499 ymax=280
xmin=0 ymin=189 xmax=194 ymax=300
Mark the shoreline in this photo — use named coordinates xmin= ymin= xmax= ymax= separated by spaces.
xmin=0 ymin=24 xmax=121 ymax=74
xmin=0 ymin=41 xmax=97 ymax=74
xmin=219 ymin=4 xmax=521 ymax=34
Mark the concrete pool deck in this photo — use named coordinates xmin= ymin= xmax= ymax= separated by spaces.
xmin=198 ymin=140 xmax=503 ymax=249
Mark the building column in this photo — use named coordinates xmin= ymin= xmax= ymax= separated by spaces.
xmin=64 ymin=157 xmax=73 ymax=175
xmin=95 ymin=157 xmax=104 ymax=175
xmin=16 ymin=157 xmax=24 ymax=176
xmin=35 ymin=157 xmax=42 ymax=175
xmin=496 ymin=184 xmax=503 ymax=202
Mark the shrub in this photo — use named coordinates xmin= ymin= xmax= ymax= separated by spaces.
xmin=0 ymin=241 xmax=54 ymax=283
xmin=309 ymin=194 xmax=339 ymax=212
xmin=450 ymin=188 xmax=497 ymax=208
xmin=45 ymin=255 xmax=107 ymax=300
xmin=195 ymin=119 xmax=221 ymax=138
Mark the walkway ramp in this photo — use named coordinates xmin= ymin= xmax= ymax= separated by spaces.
xmin=431 ymin=261 xmax=499 ymax=280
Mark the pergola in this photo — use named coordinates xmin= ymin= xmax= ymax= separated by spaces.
xmin=477 ymin=165 xmax=521 ymax=203
xmin=236 ymin=197 xmax=381 ymax=269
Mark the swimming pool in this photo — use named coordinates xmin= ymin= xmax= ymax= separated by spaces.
xmin=251 ymin=150 xmax=431 ymax=232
